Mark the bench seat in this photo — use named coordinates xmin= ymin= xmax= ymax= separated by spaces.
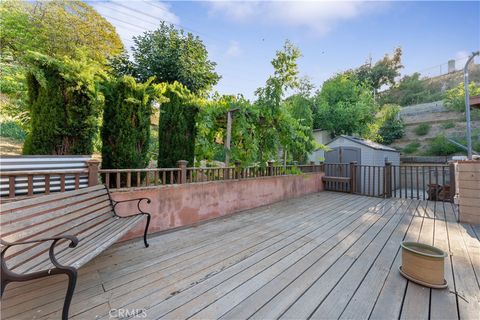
xmin=0 ymin=185 xmax=151 ymax=319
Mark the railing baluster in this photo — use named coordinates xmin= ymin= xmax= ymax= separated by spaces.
xmin=116 ymin=172 xmax=121 ymax=189
xmin=105 ymin=172 xmax=110 ymax=187
xmin=416 ymin=166 xmax=419 ymax=200
xmin=27 ymin=175 xmax=34 ymax=196
xmin=75 ymin=173 xmax=80 ymax=190
xmin=170 ymin=170 xmax=174 ymax=184
xmin=137 ymin=172 xmax=141 ymax=186
xmin=9 ymin=176 xmax=15 ymax=198
xmin=44 ymin=175 xmax=50 ymax=194
xmin=154 ymin=171 xmax=159 ymax=185
xmin=145 ymin=171 xmax=150 ymax=186
xmin=127 ymin=172 xmax=131 ymax=188
xmin=60 ymin=174 xmax=65 ymax=192
xmin=422 ymin=166 xmax=426 ymax=200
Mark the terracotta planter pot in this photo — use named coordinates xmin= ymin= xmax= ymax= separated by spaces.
xmin=399 ymin=241 xmax=448 ymax=289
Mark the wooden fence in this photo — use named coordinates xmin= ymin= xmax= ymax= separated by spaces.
xmin=322 ymin=162 xmax=454 ymax=201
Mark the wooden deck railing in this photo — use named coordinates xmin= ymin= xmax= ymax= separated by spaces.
xmin=321 ymin=162 xmax=453 ymax=202
xmin=1 ymin=159 xmax=325 ymax=198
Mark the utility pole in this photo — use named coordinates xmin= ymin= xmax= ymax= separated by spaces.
xmin=225 ymin=108 xmax=239 ymax=166
xmin=464 ymin=51 xmax=479 ymax=160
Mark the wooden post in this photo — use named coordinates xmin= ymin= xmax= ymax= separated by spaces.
xmin=235 ymin=160 xmax=241 ymax=179
xmin=225 ymin=110 xmax=232 ymax=166
xmin=449 ymin=161 xmax=456 ymax=203
xmin=86 ymin=159 xmax=100 ymax=187
xmin=177 ymin=160 xmax=188 ymax=184
xmin=268 ymin=160 xmax=275 ymax=176
xmin=385 ymin=161 xmax=392 ymax=198
xmin=350 ymin=161 xmax=357 ymax=194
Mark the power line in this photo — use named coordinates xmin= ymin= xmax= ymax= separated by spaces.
xmin=109 ymin=1 xmax=218 ymax=41
xmin=95 ymin=3 xmax=159 ymax=28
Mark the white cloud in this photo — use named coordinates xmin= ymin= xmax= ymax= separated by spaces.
xmin=208 ymin=1 xmax=384 ymax=36
xmin=91 ymin=1 xmax=179 ymax=50
xmin=226 ymin=40 xmax=243 ymax=58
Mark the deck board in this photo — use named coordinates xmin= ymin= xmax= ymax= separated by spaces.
xmin=1 ymin=192 xmax=478 ymax=320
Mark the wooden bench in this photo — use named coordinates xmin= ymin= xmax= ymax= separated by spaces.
xmin=0 ymin=185 xmax=151 ymax=319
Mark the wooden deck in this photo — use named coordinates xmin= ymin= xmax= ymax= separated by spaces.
xmin=2 ymin=192 xmax=479 ymax=319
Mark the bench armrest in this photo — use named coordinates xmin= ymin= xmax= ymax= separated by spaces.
xmin=112 ymin=198 xmax=151 ymax=218
xmin=1 ymin=235 xmax=79 ymax=269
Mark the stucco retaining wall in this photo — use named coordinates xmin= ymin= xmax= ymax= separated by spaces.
xmin=111 ymin=172 xmax=325 ymax=241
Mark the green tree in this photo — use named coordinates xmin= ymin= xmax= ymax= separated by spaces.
xmin=365 ymin=104 xmax=405 ymax=144
xmin=0 ymin=0 xmax=123 ymax=62
xmin=254 ymin=40 xmax=317 ymax=163
xmin=195 ymin=94 xmax=260 ymax=165
xmin=314 ymin=73 xmax=377 ymax=138
xmin=284 ymin=94 xmax=314 ymax=162
xmin=444 ymin=81 xmax=480 ymax=112
xmin=158 ymin=82 xmax=199 ymax=167
xmin=132 ymin=23 xmax=220 ymax=94
xmin=101 ymin=76 xmax=158 ymax=170
xmin=23 ymin=52 xmax=104 ymax=155
xmin=353 ymin=48 xmax=403 ymax=92
xmin=1 ymin=0 xmax=123 ymax=131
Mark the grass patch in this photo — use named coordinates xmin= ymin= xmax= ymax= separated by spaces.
xmin=0 ymin=119 xmax=26 ymax=141
xmin=441 ymin=121 xmax=455 ymax=129
xmin=403 ymin=141 xmax=421 ymax=154
xmin=414 ymin=123 xmax=431 ymax=136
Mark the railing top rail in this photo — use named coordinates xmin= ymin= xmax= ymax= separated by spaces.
xmin=99 ymin=168 xmax=180 ymax=173
xmin=0 ymin=170 xmax=89 ymax=176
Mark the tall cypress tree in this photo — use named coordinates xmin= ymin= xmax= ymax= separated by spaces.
xmin=158 ymin=82 xmax=198 ymax=168
xmin=101 ymin=76 xmax=154 ymax=169
xmin=23 ymin=52 xmax=103 ymax=155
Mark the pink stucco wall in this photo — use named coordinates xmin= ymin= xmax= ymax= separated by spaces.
xmin=111 ymin=172 xmax=325 ymax=241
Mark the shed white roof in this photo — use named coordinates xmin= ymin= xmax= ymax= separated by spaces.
xmin=327 ymin=135 xmax=399 ymax=152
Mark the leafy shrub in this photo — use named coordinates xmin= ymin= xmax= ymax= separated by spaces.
xmin=376 ymin=104 xmax=405 ymax=144
xmin=415 ymin=123 xmax=431 ymax=136
xmin=425 ymin=135 xmax=462 ymax=156
xmin=441 ymin=121 xmax=455 ymax=129
xmin=101 ymin=76 xmax=156 ymax=170
xmin=444 ymin=82 xmax=480 ymax=112
xmin=403 ymin=141 xmax=421 ymax=154
xmin=23 ymin=52 xmax=103 ymax=155
xmin=158 ymin=82 xmax=198 ymax=168
xmin=0 ymin=119 xmax=27 ymax=141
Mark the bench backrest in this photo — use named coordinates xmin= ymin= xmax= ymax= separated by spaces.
xmin=0 ymin=185 xmax=113 ymax=244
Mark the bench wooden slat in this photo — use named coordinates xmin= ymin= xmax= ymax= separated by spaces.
xmin=2 ymin=194 xmax=111 ymax=235
xmin=2 ymin=201 xmax=113 ymax=244
xmin=0 ymin=184 xmax=106 ymax=212
xmin=4 ymin=206 xmax=114 ymax=262
xmin=1 ymin=188 xmax=108 ymax=225
xmin=322 ymin=176 xmax=351 ymax=183
xmin=5 ymin=213 xmax=113 ymax=271
xmin=15 ymin=215 xmax=144 ymax=274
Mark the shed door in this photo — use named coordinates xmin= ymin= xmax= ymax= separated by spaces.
xmin=325 ymin=146 xmax=361 ymax=164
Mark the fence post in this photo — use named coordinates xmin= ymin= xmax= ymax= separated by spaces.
xmin=349 ymin=161 xmax=357 ymax=194
xmin=449 ymin=161 xmax=456 ymax=203
xmin=268 ymin=160 xmax=275 ymax=176
xmin=235 ymin=161 xmax=242 ymax=179
xmin=86 ymin=159 xmax=101 ymax=187
xmin=385 ymin=161 xmax=392 ymax=198
xmin=177 ymin=160 xmax=188 ymax=184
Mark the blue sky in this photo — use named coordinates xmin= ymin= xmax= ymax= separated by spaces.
xmin=90 ymin=1 xmax=480 ymax=99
